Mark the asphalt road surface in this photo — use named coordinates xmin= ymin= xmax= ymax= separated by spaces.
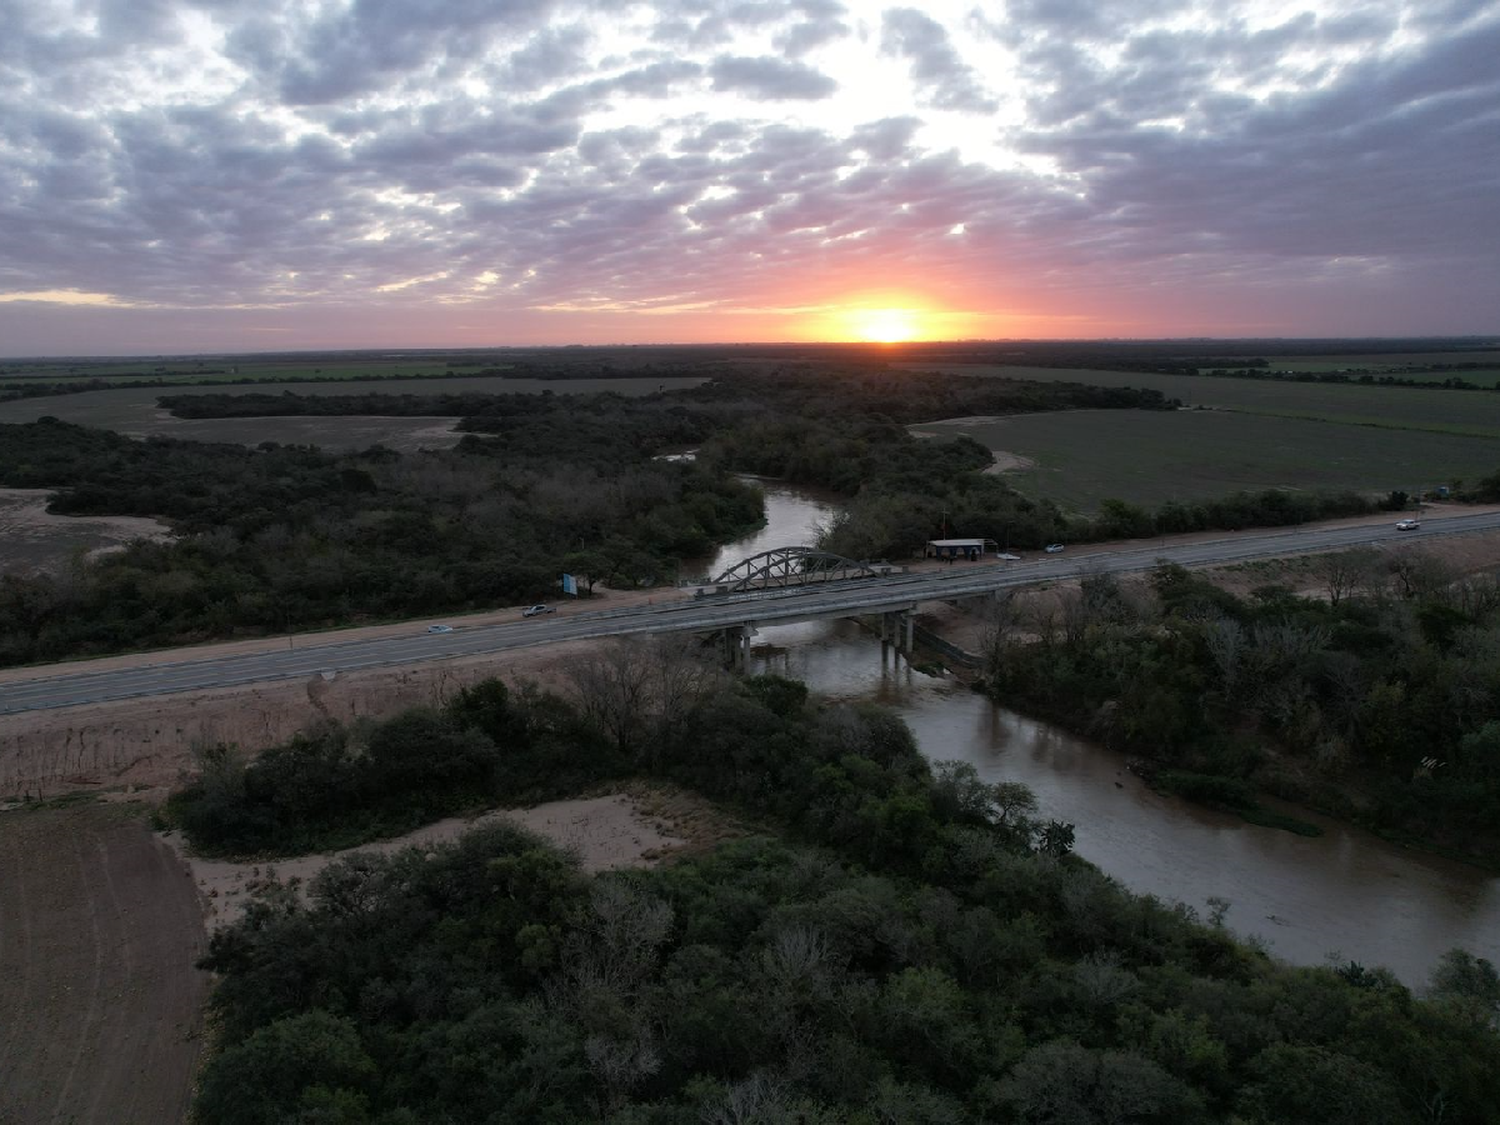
xmin=5 ymin=512 xmax=1499 ymax=716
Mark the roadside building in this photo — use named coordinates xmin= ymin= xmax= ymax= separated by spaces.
xmin=924 ymin=538 xmax=997 ymax=561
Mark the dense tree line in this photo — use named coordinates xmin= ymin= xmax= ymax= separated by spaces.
xmin=0 ymin=369 xmax=527 ymax=404
xmin=161 ymin=365 xmax=1172 ymax=425
xmin=1197 ymin=366 xmax=1500 ymax=390
xmin=182 ymin=664 xmax=1500 ymax=1123
xmin=815 ymin=468 xmax=1380 ymax=561
xmin=0 ymin=419 xmax=760 ymax=665
xmin=984 ymin=559 xmax=1500 ymax=864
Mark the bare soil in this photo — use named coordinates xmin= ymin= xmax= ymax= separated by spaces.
xmin=0 ymin=782 xmax=736 ymax=1125
xmin=0 ymin=488 xmax=171 ymax=575
xmin=169 ymin=786 xmax=733 ymax=934
xmin=0 ymin=802 xmax=208 ymax=1125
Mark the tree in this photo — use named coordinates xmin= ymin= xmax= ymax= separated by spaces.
xmin=568 ymin=636 xmax=722 ymax=767
xmin=1239 ymin=1043 xmax=1403 ymax=1125
xmin=561 ymin=549 xmax=613 ymax=595
xmin=1039 ymin=820 xmax=1076 ymax=858
xmin=997 ymin=1040 xmax=1203 ymax=1124
xmin=194 ymin=1011 xmax=377 ymax=1125
xmin=1317 ymin=547 xmax=1381 ymax=607
xmin=1428 ymin=949 xmax=1500 ymax=1029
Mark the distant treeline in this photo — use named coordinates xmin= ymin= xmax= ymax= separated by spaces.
xmin=159 ymin=365 xmax=1173 ymax=421
xmin=1197 ymin=365 xmax=1500 ymax=390
xmin=0 ymin=369 xmax=522 ymax=404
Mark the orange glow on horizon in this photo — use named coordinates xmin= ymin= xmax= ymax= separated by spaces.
xmin=854 ymin=307 xmax=919 ymax=343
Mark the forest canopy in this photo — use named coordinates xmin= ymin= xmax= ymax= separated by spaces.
xmin=180 ymin=668 xmax=1500 ymax=1124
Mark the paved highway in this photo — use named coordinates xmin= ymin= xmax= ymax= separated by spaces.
xmin=5 ymin=512 xmax=1499 ymax=715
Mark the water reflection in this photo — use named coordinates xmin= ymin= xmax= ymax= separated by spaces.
xmin=748 ymin=617 xmax=1500 ymax=986
xmin=685 ymin=478 xmax=843 ymax=581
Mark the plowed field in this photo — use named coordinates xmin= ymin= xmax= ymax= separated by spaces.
xmin=0 ymin=803 xmax=207 ymax=1124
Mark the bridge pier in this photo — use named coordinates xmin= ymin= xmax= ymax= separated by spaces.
xmin=878 ymin=608 xmax=917 ymax=654
xmin=721 ymin=623 xmax=753 ymax=670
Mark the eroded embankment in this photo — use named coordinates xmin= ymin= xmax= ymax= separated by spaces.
xmin=0 ymin=644 xmax=594 ymax=800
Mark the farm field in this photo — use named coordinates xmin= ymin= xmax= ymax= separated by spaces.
xmin=0 ymin=375 xmax=708 ymax=448
xmin=918 ymin=408 xmax=1500 ymax=511
xmin=0 ymin=802 xmax=208 ymax=1125
xmin=905 ymin=363 xmax=1500 ymax=438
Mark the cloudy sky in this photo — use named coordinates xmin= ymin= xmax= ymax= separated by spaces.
xmin=2 ymin=0 xmax=1497 ymax=354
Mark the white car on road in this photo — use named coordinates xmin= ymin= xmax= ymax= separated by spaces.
xmin=1395 ymin=519 xmax=1420 ymax=531
xmin=1044 ymin=543 xmax=1066 ymax=553
xmin=522 ymin=604 xmax=557 ymax=617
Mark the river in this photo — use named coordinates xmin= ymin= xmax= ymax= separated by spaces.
xmin=725 ymin=480 xmax=1500 ymax=987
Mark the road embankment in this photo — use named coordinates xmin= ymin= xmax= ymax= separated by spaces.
xmin=0 ymin=642 xmax=593 ymax=800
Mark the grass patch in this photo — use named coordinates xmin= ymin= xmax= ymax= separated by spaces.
xmin=1239 ymin=807 xmax=1325 ymax=837
xmin=919 ymin=408 xmax=1500 ymax=510
xmin=1154 ymin=770 xmax=1325 ymax=838
xmin=904 ymin=360 xmax=1500 ymax=438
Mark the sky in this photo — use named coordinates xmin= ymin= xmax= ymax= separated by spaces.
xmin=1 ymin=0 xmax=1497 ymax=355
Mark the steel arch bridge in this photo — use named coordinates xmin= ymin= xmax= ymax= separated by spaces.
xmin=708 ymin=546 xmax=885 ymax=592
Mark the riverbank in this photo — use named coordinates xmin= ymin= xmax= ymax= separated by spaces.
xmin=908 ymin=573 xmax=1500 ymax=875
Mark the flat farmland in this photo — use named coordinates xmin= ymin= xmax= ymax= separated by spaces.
xmin=0 ymin=375 xmax=707 ymax=449
xmin=0 ymin=358 xmax=458 ymax=384
xmin=918 ymin=409 xmax=1500 ymax=510
xmin=907 ymin=363 xmax=1500 ymax=438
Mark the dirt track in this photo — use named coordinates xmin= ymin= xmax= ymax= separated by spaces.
xmin=0 ymin=803 xmax=207 ymax=1125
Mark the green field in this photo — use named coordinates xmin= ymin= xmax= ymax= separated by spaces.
xmin=919 ymin=408 xmax=1500 ymax=511
xmin=908 ymin=363 xmax=1500 ymax=439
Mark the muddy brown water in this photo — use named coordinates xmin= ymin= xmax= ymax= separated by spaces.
xmin=753 ymin=616 xmax=1500 ymax=986
xmin=737 ymin=485 xmax=1500 ymax=987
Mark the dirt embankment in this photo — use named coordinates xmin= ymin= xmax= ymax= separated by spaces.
xmin=0 ymin=641 xmax=609 ymax=801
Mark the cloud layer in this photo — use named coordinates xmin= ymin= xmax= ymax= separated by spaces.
xmin=1 ymin=0 xmax=1497 ymax=352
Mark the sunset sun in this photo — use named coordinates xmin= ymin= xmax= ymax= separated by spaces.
xmin=854 ymin=308 xmax=919 ymax=343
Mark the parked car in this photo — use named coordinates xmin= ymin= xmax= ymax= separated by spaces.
xmin=1395 ymin=519 xmax=1420 ymax=530
xmin=522 ymin=604 xmax=557 ymax=617
xmin=1044 ymin=543 xmax=1066 ymax=553
xmin=426 ymin=624 xmax=454 ymax=634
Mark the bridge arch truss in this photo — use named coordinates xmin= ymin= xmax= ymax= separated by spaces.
xmin=708 ymin=546 xmax=884 ymax=593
